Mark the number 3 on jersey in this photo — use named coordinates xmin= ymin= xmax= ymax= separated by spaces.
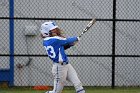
xmin=44 ymin=46 xmax=56 ymax=58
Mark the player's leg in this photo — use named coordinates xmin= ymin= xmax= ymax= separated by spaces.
xmin=51 ymin=63 xmax=68 ymax=93
xmin=66 ymin=64 xmax=85 ymax=93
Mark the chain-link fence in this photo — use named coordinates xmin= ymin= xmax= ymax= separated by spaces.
xmin=0 ymin=0 xmax=140 ymax=89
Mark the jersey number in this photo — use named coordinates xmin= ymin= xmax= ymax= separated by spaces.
xmin=45 ymin=46 xmax=56 ymax=58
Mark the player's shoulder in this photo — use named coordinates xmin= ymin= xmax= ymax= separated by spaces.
xmin=44 ymin=36 xmax=66 ymax=41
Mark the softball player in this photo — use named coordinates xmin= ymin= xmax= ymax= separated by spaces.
xmin=40 ymin=21 xmax=85 ymax=93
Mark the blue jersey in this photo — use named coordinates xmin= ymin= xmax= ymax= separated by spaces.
xmin=43 ymin=36 xmax=78 ymax=63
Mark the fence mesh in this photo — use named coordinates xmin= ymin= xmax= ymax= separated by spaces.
xmin=0 ymin=0 xmax=140 ymax=89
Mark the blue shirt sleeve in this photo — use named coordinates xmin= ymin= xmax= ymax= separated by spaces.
xmin=59 ymin=37 xmax=78 ymax=46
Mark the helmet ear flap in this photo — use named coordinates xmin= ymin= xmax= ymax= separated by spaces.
xmin=41 ymin=33 xmax=49 ymax=38
xmin=44 ymin=33 xmax=49 ymax=36
xmin=48 ymin=30 xmax=53 ymax=36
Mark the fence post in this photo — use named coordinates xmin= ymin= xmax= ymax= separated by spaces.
xmin=9 ymin=0 xmax=14 ymax=86
xmin=112 ymin=0 xmax=116 ymax=89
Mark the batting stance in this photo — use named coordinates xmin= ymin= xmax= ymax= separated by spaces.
xmin=40 ymin=21 xmax=85 ymax=93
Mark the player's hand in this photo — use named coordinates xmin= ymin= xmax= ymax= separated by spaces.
xmin=70 ymin=41 xmax=78 ymax=46
xmin=77 ymin=37 xmax=80 ymax=41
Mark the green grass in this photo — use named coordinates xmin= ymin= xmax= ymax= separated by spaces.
xmin=0 ymin=87 xmax=140 ymax=93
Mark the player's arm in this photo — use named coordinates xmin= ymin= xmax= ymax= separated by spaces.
xmin=63 ymin=41 xmax=79 ymax=50
xmin=64 ymin=44 xmax=72 ymax=50
xmin=59 ymin=37 xmax=79 ymax=46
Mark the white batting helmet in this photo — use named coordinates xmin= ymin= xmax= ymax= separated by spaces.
xmin=40 ymin=21 xmax=58 ymax=37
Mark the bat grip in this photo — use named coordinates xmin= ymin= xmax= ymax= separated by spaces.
xmin=79 ymin=33 xmax=83 ymax=37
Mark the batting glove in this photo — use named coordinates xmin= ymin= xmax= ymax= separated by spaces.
xmin=77 ymin=37 xmax=80 ymax=41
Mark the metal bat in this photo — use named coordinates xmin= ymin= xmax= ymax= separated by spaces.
xmin=79 ymin=18 xmax=96 ymax=37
